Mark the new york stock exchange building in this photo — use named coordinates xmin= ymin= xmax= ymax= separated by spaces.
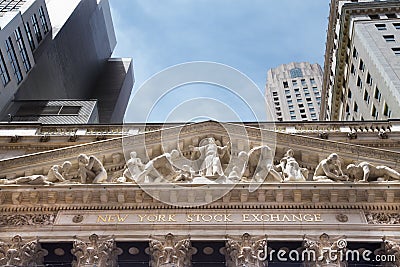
xmin=0 ymin=120 xmax=400 ymax=267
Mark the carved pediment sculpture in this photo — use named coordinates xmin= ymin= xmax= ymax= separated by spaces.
xmin=244 ymin=145 xmax=282 ymax=183
xmin=71 ymin=234 xmax=120 ymax=267
xmin=313 ymin=154 xmax=349 ymax=182
xmin=78 ymin=154 xmax=108 ymax=184
xmin=0 ymin=235 xmax=45 ymax=267
xmin=277 ymin=149 xmax=308 ymax=182
xmin=0 ymin=161 xmax=73 ymax=185
xmin=302 ymin=233 xmax=347 ymax=267
xmin=346 ymin=162 xmax=400 ymax=183
xmin=149 ymin=233 xmax=193 ymax=267
xmin=225 ymin=233 xmax=267 ymax=267
xmin=189 ymin=137 xmax=230 ymax=177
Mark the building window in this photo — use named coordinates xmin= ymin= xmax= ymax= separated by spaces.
xmin=350 ymin=64 xmax=355 ymax=75
xmin=311 ymin=113 xmax=317 ymax=118
xmin=14 ymin=27 xmax=31 ymax=72
xmin=359 ymin=59 xmax=365 ymax=71
xmin=348 ymin=89 xmax=352 ymax=99
xmin=301 ymin=79 xmax=307 ymax=86
xmin=288 ymin=105 xmax=294 ymax=110
xmin=0 ymin=50 xmax=10 ymax=86
xmin=310 ymin=78 xmax=316 ymax=85
xmin=295 ymin=93 xmax=301 ymax=98
xmin=314 ymin=92 xmax=320 ymax=97
xmin=371 ymin=105 xmax=377 ymax=117
xmin=24 ymin=22 xmax=35 ymax=51
xmin=366 ymin=72 xmax=373 ymax=85
xmin=345 ymin=104 xmax=350 ymax=113
xmin=354 ymin=102 xmax=358 ymax=112
xmin=38 ymin=6 xmax=49 ymax=34
xmin=308 ymin=103 xmax=313 ymax=107
xmin=294 ymin=88 xmax=300 ymax=93
xmin=374 ymin=87 xmax=381 ymax=102
xmin=298 ymin=104 xmax=304 ymax=108
xmin=304 ymin=88 xmax=309 ymax=93
xmin=375 ymin=24 xmax=387 ymax=30
xmin=363 ymin=90 xmax=370 ymax=104
xmin=285 ymin=89 xmax=290 ymax=95
xmin=5 ymin=37 xmax=22 ymax=83
xmin=310 ymin=108 xmax=315 ymax=112
xmin=357 ymin=76 xmax=363 ymax=87
xmin=272 ymin=92 xmax=278 ymax=96
xmin=290 ymin=111 xmax=295 ymax=115
xmin=305 ymin=93 xmax=311 ymax=97
xmin=392 ymin=47 xmax=400 ymax=55
xmin=383 ymin=35 xmax=395 ymax=42
xmin=297 ymin=98 xmax=303 ymax=103
xmin=291 ymin=116 xmax=297 ymax=120
xmin=31 ymin=14 xmax=42 ymax=43
xmin=286 ymin=95 xmax=291 ymax=99
xmin=290 ymin=68 xmax=303 ymax=78
xmin=386 ymin=13 xmax=397 ymax=19
xmin=353 ymin=47 xmax=358 ymax=58
xmin=394 ymin=23 xmax=400 ymax=30
xmin=384 ymin=103 xmax=391 ymax=117
xmin=287 ymin=100 xmax=293 ymax=104
xmin=292 ymin=80 xmax=298 ymax=86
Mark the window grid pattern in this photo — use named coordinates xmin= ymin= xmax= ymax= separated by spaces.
xmin=14 ymin=27 xmax=31 ymax=72
xmin=38 ymin=6 xmax=48 ymax=34
xmin=0 ymin=0 xmax=26 ymax=16
xmin=31 ymin=14 xmax=42 ymax=43
xmin=0 ymin=50 xmax=10 ymax=86
xmin=5 ymin=37 xmax=22 ymax=83
xmin=24 ymin=22 xmax=35 ymax=51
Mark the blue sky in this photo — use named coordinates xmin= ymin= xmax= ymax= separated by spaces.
xmin=109 ymin=0 xmax=330 ymax=122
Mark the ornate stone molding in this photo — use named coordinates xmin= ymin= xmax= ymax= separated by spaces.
xmin=0 ymin=213 xmax=56 ymax=226
xmin=366 ymin=213 xmax=400 ymax=225
xmin=225 ymin=233 xmax=267 ymax=267
xmin=0 ymin=235 xmax=45 ymax=266
xmin=71 ymin=234 xmax=120 ymax=267
xmin=149 ymin=233 xmax=193 ymax=267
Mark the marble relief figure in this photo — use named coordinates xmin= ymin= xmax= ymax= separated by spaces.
xmin=78 ymin=154 xmax=108 ymax=184
xmin=313 ymin=153 xmax=349 ymax=182
xmin=346 ymin=162 xmax=400 ymax=182
xmin=278 ymin=149 xmax=308 ymax=182
xmin=189 ymin=137 xmax=229 ymax=177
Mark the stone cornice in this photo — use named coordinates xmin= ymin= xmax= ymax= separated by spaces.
xmin=0 ymin=183 xmax=398 ymax=212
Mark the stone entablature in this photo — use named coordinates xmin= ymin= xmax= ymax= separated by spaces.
xmin=0 ymin=183 xmax=398 ymax=212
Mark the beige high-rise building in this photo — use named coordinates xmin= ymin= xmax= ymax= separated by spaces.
xmin=265 ymin=62 xmax=323 ymax=122
xmin=321 ymin=0 xmax=400 ymax=121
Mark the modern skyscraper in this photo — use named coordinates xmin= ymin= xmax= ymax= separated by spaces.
xmin=265 ymin=62 xmax=323 ymax=122
xmin=321 ymin=0 xmax=400 ymax=121
xmin=0 ymin=0 xmax=134 ymax=124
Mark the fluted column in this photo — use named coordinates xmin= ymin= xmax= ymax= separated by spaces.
xmin=71 ymin=234 xmax=120 ymax=267
xmin=0 ymin=235 xmax=45 ymax=266
xmin=225 ymin=233 xmax=267 ymax=267
xmin=302 ymin=233 xmax=347 ymax=267
xmin=149 ymin=233 xmax=193 ymax=267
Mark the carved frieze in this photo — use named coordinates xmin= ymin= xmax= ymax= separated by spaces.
xmin=366 ymin=213 xmax=400 ymax=225
xmin=0 ymin=213 xmax=56 ymax=226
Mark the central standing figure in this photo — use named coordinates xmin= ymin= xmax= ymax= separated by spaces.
xmin=190 ymin=137 xmax=229 ymax=177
